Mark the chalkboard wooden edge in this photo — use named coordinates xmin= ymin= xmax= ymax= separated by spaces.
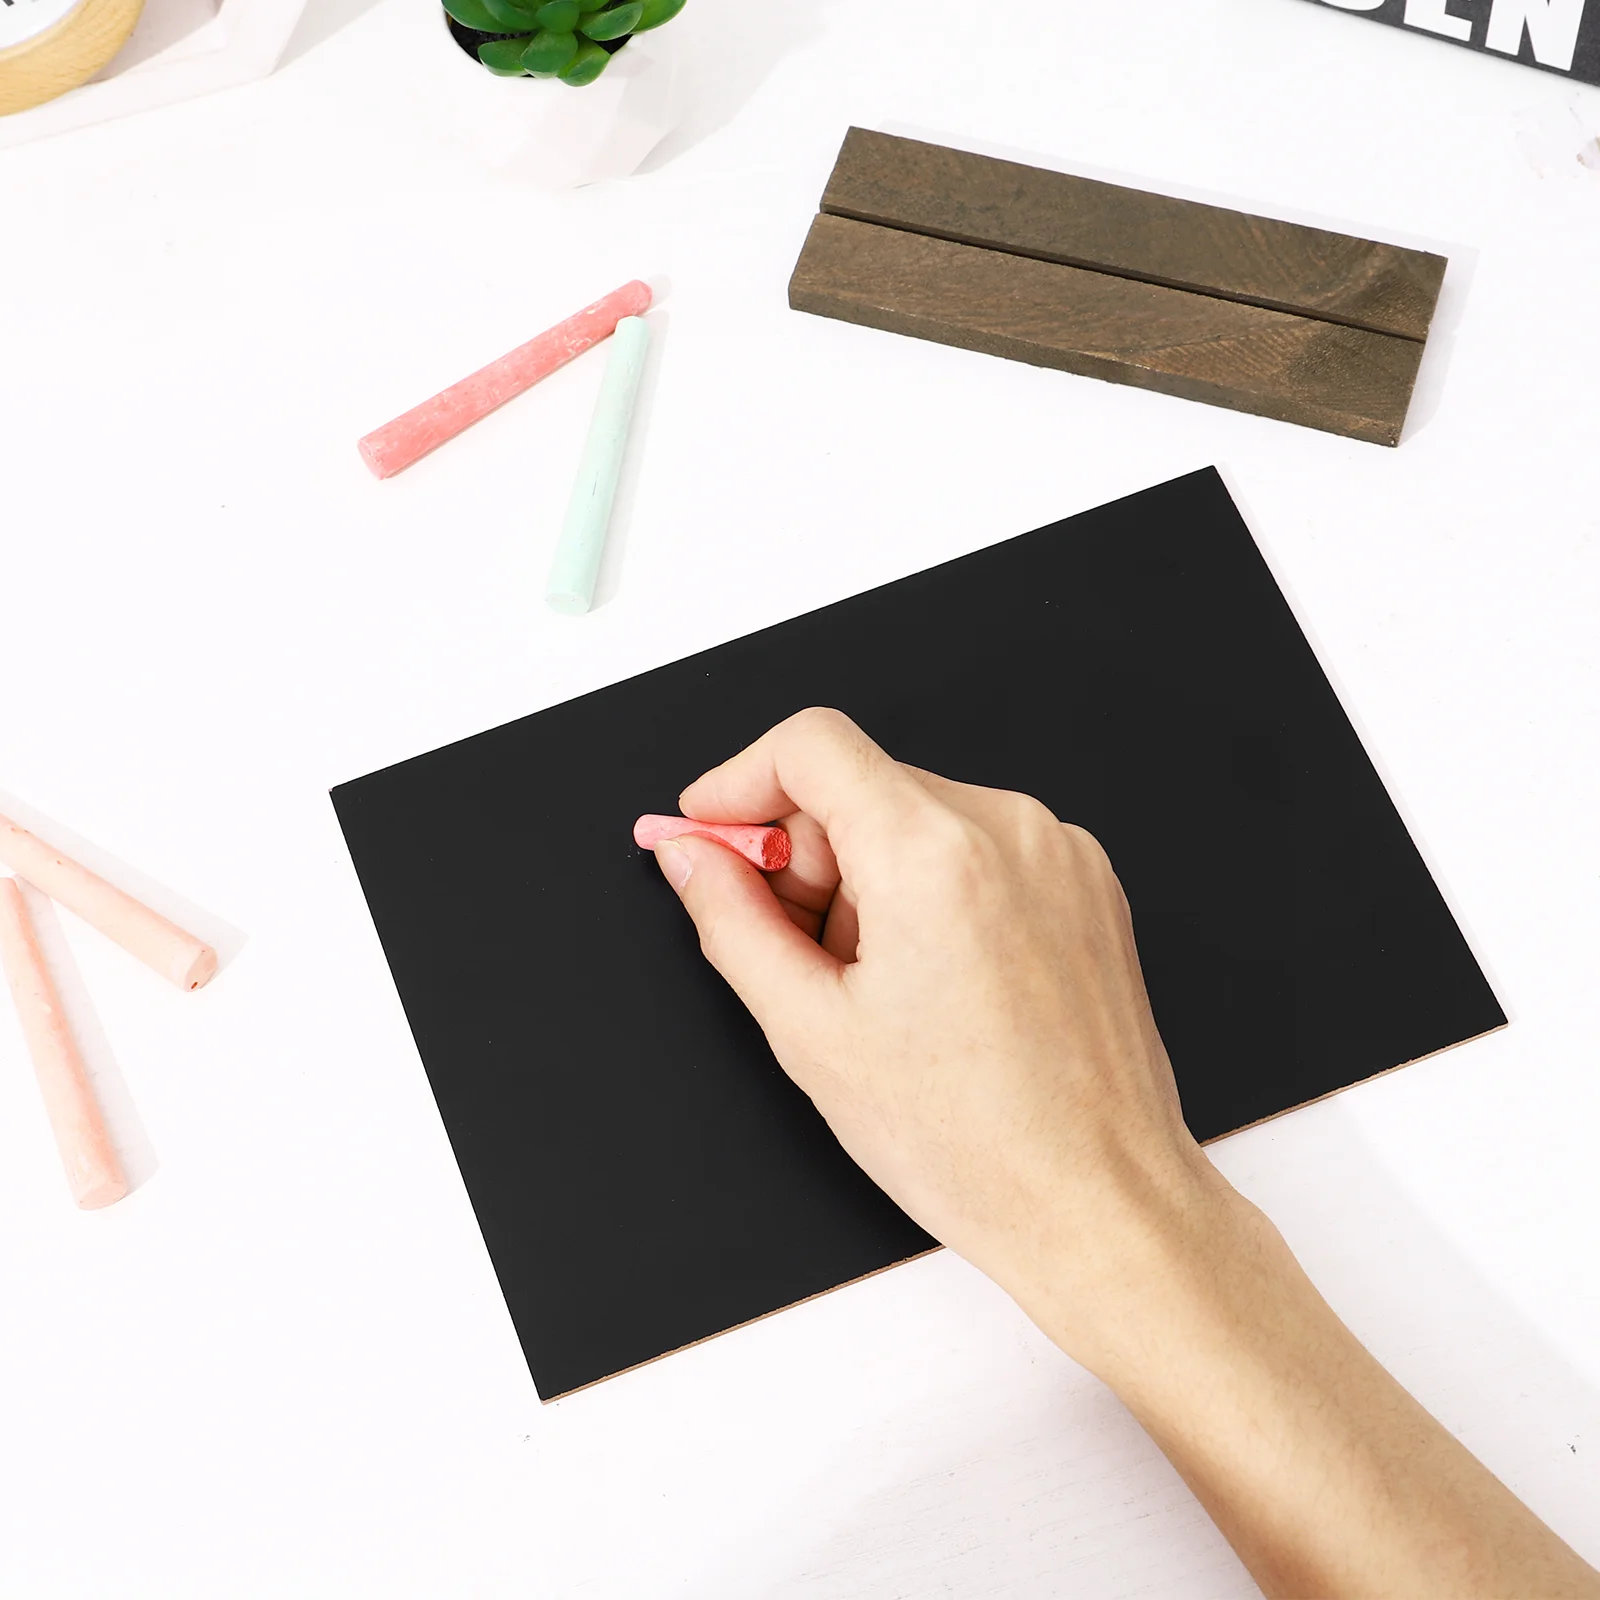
xmin=539 ymin=1244 xmax=946 ymax=1402
xmin=541 ymin=1017 xmax=1509 ymax=1401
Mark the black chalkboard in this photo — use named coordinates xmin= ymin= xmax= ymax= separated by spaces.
xmin=332 ymin=469 xmax=1504 ymax=1400
xmin=1298 ymin=0 xmax=1600 ymax=86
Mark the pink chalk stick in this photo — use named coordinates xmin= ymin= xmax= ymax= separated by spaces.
xmin=634 ymin=815 xmax=793 ymax=873
xmin=0 ymin=815 xmax=218 ymax=992
xmin=358 ymin=279 xmax=655 ymax=479
xmin=0 ymin=879 xmax=128 ymax=1210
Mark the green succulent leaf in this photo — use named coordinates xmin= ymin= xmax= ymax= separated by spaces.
xmin=559 ymin=37 xmax=612 ymax=82
xmin=478 ymin=37 xmax=533 ymax=72
xmin=481 ymin=0 xmax=546 ymax=27
xmin=443 ymin=0 xmax=508 ymax=32
xmin=633 ymin=0 xmax=684 ymax=30
xmin=533 ymin=0 xmax=579 ymax=26
xmin=577 ymin=1 xmax=642 ymax=40
xmin=521 ymin=26 xmax=579 ymax=72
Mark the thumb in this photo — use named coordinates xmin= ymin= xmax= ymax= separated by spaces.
xmin=654 ymin=833 xmax=839 ymax=1026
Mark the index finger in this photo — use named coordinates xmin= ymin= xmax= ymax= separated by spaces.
xmin=679 ymin=708 xmax=931 ymax=872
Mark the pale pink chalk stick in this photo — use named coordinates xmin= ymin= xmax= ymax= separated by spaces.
xmin=359 ymin=279 xmax=655 ymax=479
xmin=0 ymin=815 xmax=217 ymax=992
xmin=634 ymin=815 xmax=793 ymax=873
xmin=0 ymin=880 xmax=128 ymax=1209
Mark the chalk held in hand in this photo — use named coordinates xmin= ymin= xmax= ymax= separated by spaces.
xmin=358 ymin=279 xmax=654 ymax=479
xmin=634 ymin=816 xmax=793 ymax=873
xmin=0 ymin=880 xmax=128 ymax=1210
xmin=546 ymin=315 xmax=652 ymax=617
xmin=0 ymin=814 xmax=217 ymax=992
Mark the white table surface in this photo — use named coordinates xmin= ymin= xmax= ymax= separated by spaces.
xmin=3 ymin=1 xmax=1598 ymax=1593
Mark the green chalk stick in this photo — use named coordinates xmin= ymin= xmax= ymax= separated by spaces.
xmin=545 ymin=315 xmax=651 ymax=616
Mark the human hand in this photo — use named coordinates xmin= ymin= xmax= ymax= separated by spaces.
xmin=649 ymin=709 xmax=1600 ymax=1599
xmin=647 ymin=707 xmax=1232 ymax=1377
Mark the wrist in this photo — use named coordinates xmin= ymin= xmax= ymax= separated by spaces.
xmin=1005 ymin=1145 xmax=1272 ymax=1390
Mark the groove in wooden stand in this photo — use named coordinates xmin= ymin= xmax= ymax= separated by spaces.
xmin=789 ymin=129 xmax=1447 ymax=446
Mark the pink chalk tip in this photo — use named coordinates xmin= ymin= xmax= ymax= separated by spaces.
xmin=634 ymin=816 xmax=792 ymax=873
xmin=0 ymin=814 xmax=217 ymax=993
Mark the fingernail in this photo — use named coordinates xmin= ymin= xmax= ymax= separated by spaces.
xmin=655 ymin=839 xmax=692 ymax=892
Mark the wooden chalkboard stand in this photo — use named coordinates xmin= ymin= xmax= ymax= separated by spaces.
xmin=791 ymin=130 xmax=1448 ymax=447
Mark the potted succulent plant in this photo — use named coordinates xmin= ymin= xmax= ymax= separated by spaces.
xmin=443 ymin=0 xmax=684 ymax=83
xmin=433 ymin=0 xmax=687 ymax=186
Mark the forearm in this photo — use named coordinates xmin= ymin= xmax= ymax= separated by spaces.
xmin=1027 ymin=1170 xmax=1600 ymax=1599
xmin=659 ymin=715 xmax=1596 ymax=1596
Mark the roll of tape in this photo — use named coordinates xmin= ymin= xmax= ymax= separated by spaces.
xmin=0 ymin=0 xmax=145 ymax=115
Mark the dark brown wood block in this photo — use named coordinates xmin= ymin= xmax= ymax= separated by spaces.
xmin=822 ymin=128 xmax=1445 ymax=344
xmin=789 ymin=214 xmax=1425 ymax=446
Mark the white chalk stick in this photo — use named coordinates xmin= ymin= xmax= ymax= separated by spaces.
xmin=0 ymin=814 xmax=217 ymax=991
xmin=0 ymin=879 xmax=128 ymax=1210
xmin=545 ymin=315 xmax=652 ymax=617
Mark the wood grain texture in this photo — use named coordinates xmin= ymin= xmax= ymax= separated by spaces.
xmin=789 ymin=213 xmax=1425 ymax=446
xmin=0 ymin=0 xmax=144 ymax=116
xmin=822 ymin=128 xmax=1446 ymax=344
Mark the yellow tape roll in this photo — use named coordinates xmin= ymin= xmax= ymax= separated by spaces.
xmin=0 ymin=0 xmax=145 ymax=116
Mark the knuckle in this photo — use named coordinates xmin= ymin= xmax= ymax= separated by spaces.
xmin=785 ymin=706 xmax=879 ymax=778
xmin=898 ymin=802 xmax=992 ymax=883
xmin=1068 ymin=825 xmax=1107 ymax=864
xmin=1060 ymin=820 xmax=1109 ymax=862
xmin=1005 ymin=791 xmax=1062 ymax=838
xmin=786 ymin=706 xmax=856 ymax=745
xmin=776 ymin=708 xmax=894 ymax=811
xmin=1058 ymin=822 xmax=1125 ymax=896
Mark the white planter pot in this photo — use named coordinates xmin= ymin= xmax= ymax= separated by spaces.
xmin=433 ymin=10 xmax=682 ymax=189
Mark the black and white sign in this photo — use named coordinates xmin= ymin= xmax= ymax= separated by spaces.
xmin=1303 ymin=0 xmax=1600 ymax=84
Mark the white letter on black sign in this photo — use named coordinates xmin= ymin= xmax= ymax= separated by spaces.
xmin=1486 ymin=0 xmax=1587 ymax=67
xmin=1404 ymin=0 xmax=1474 ymax=37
